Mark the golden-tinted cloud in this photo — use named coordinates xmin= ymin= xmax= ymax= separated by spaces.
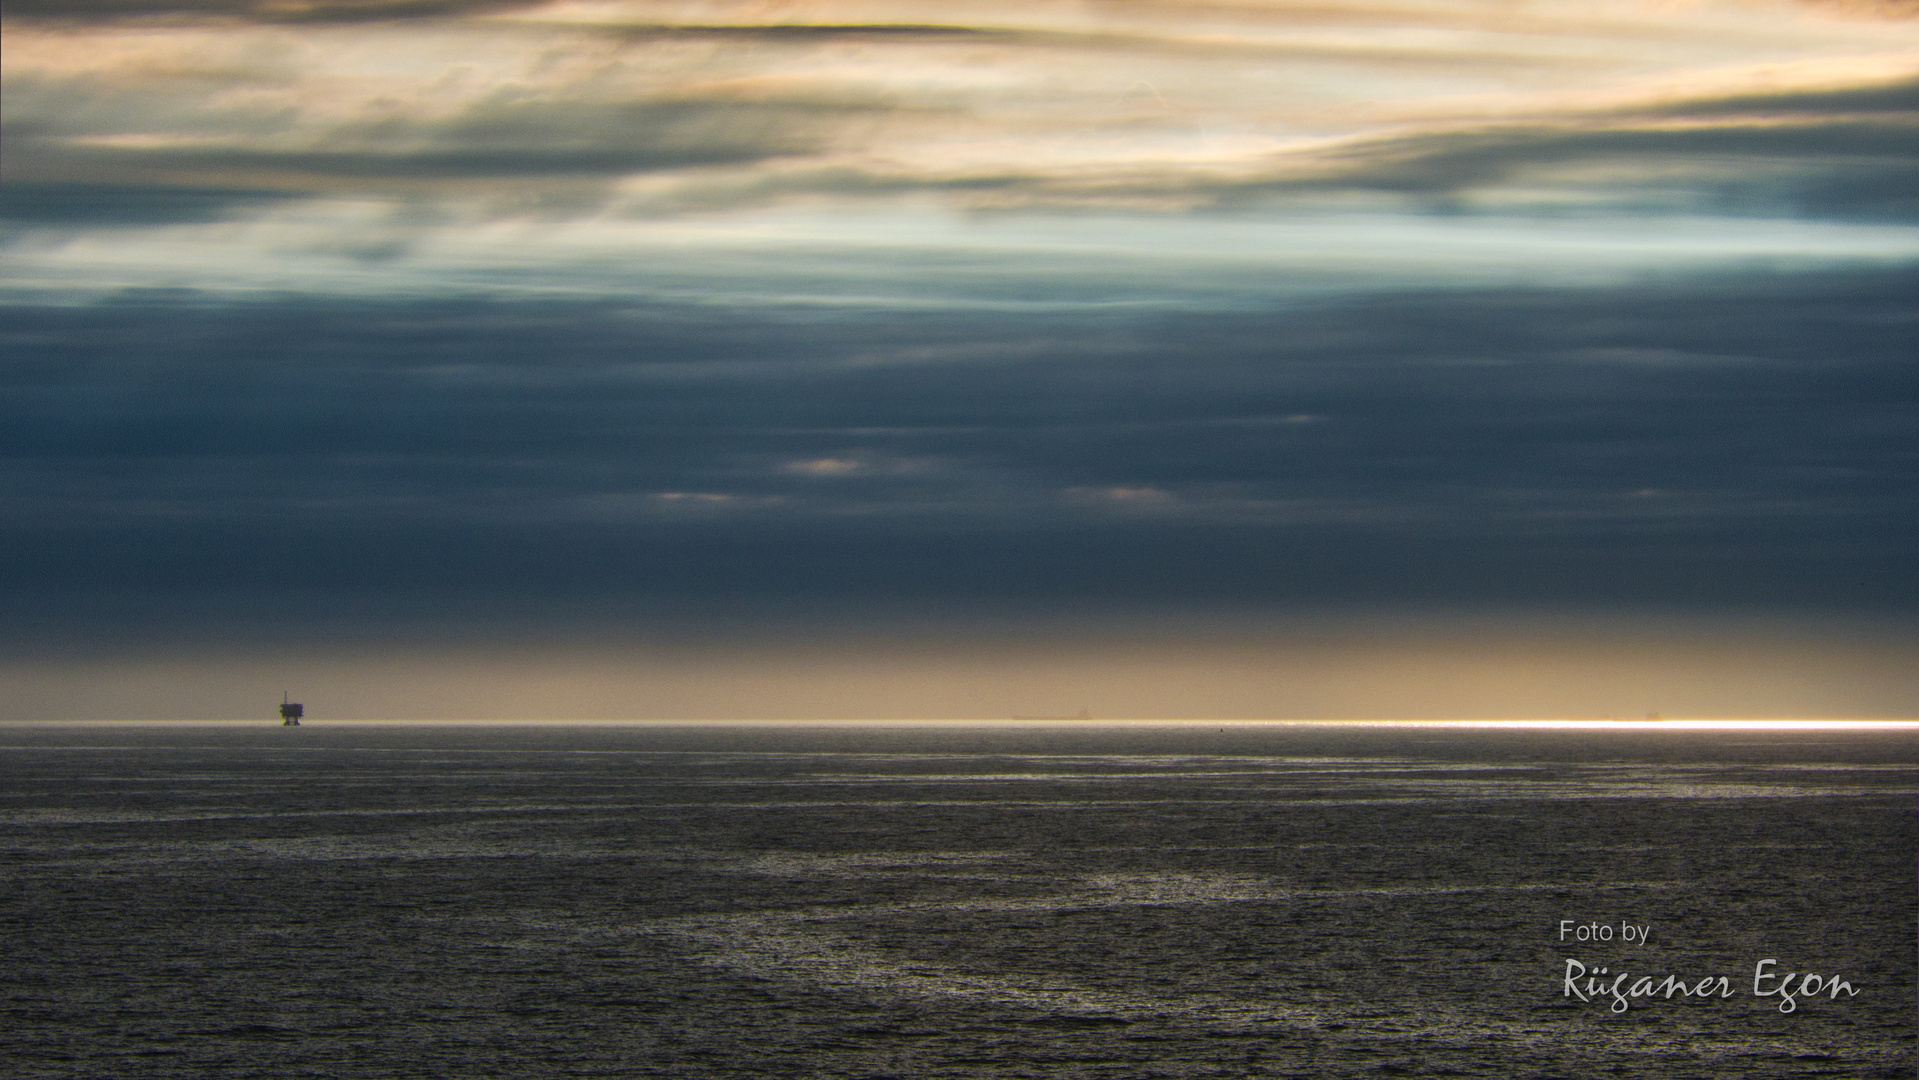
xmin=8 ymin=0 xmax=1916 ymax=223
xmin=1 ymin=0 xmax=538 ymax=22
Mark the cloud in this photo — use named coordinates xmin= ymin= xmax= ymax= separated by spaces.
xmin=1 ymin=0 xmax=538 ymax=23
xmin=1646 ymin=75 xmax=1919 ymax=117
xmin=4 ymin=69 xmax=897 ymax=197
xmin=0 ymin=181 xmax=302 ymax=225
xmin=9 ymin=1 xmax=1916 ymax=229
xmin=1222 ymin=95 xmax=1919 ymax=221
xmin=1 ymin=264 xmax=1912 ymax=631
xmin=1793 ymin=0 xmax=1919 ymax=18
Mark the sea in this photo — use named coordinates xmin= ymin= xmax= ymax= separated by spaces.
xmin=2 ymin=720 xmax=1913 ymax=1079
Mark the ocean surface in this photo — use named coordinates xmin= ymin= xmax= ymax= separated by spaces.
xmin=2 ymin=720 xmax=1913 ymax=1079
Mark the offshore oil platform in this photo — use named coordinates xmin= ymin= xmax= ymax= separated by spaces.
xmin=279 ymin=692 xmax=304 ymax=726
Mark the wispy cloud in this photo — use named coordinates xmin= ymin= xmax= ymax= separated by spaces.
xmin=7 ymin=0 xmax=1915 ymax=232
xmin=2 ymin=0 xmax=533 ymax=22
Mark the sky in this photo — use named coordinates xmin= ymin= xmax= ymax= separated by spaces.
xmin=3 ymin=0 xmax=1916 ymax=719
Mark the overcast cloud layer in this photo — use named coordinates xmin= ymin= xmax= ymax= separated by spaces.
xmin=3 ymin=0 xmax=1915 ymax=716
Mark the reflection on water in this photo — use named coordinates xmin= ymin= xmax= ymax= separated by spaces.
xmin=0 ymin=722 xmax=1912 ymax=1078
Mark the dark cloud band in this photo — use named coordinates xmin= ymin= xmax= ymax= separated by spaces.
xmin=3 ymin=264 xmax=1912 ymax=637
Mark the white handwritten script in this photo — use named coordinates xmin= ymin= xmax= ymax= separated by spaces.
xmin=1556 ymin=921 xmax=1860 ymax=1013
